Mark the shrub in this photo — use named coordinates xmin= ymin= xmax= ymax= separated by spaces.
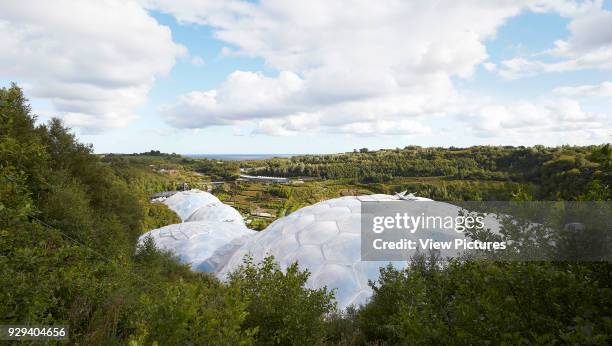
xmin=228 ymin=256 xmax=336 ymax=345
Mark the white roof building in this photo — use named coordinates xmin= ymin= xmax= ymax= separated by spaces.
xmin=142 ymin=189 xmax=498 ymax=309
xmin=163 ymin=189 xmax=221 ymax=221
xmin=215 ymin=194 xmax=443 ymax=309
xmin=139 ymin=221 xmax=255 ymax=272
xmin=186 ymin=202 xmax=245 ymax=225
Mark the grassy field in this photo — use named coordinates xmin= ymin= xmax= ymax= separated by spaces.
xmin=212 ymin=180 xmax=371 ymax=229
xmin=209 ymin=177 xmax=524 ymax=229
xmin=106 ymin=154 xmax=529 ymax=230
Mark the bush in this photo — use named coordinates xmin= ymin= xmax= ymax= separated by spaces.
xmin=228 ymin=256 xmax=336 ymax=345
xmin=142 ymin=202 xmax=181 ymax=231
xmin=0 ymin=84 xmax=255 ymax=344
xmin=357 ymin=253 xmax=612 ymax=344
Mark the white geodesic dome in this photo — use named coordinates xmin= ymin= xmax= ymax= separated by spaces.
xmin=138 ymin=221 xmax=256 ymax=272
xmin=186 ymin=202 xmax=245 ymax=226
xmin=147 ymin=189 xmax=497 ymax=309
xmin=163 ymin=189 xmax=221 ymax=221
xmin=213 ymin=194 xmax=495 ymax=309
xmin=213 ymin=195 xmax=409 ymax=309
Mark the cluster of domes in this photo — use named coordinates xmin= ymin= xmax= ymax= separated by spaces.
xmin=216 ymin=194 xmax=408 ymax=308
xmin=139 ymin=190 xmax=254 ymax=272
xmin=139 ymin=190 xmax=483 ymax=309
xmin=142 ymin=221 xmax=255 ymax=272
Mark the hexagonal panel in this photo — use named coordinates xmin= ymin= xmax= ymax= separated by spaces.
xmin=336 ymin=214 xmax=361 ymax=234
xmin=274 ymin=234 xmax=300 ymax=262
xmin=322 ymin=232 xmax=360 ymax=264
xmin=314 ymin=206 xmax=351 ymax=221
xmin=280 ymin=213 xmax=315 ymax=235
xmin=297 ymin=221 xmax=339 ymax=245
xmin=309 ymin=264 xmax=360 ymax=309
xmin=282 ymin=245 xmax=325 ymax=275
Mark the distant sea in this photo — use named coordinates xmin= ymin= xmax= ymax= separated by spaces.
xmin=185 ymin=154 xmax=299 ymax=161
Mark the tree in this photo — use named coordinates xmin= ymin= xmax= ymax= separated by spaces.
xmin=228 ymin=256 xmax=336 ymax=345
xmin=357 ymin=254 xmax=612 ymax=344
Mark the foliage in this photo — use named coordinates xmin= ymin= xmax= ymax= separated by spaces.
xmin=323 ymin=306 xmax=365 ymax=345
xmin=356 ymin=255 xmax=612 ymax=345
xmin=0 ymin=84 xmax=252 ymax=344
xmin=228 ymin=256 xmax=336 ymax=345
xmin=142 ymin=202 xmax=181 ymax=232
xmin=248 ymin=145 xmax=610 ymax=200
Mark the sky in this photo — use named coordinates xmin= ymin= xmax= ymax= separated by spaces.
xmin=1 ymin=0 xmax=611 ymax=154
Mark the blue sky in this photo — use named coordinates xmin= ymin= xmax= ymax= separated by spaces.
xmin=1 ymin=1 xmax=611 ymax=154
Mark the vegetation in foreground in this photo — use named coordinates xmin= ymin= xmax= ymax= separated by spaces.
xmin=1 ymin=84 xmax=611 ymax=344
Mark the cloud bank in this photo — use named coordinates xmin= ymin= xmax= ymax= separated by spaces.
xmin=151 ymin=0 xmax=610 ymax=141
xmin=1 ymin=0 xmax=609 ymax=144
xmin=0 ymin=0 xmax=185 ymax=132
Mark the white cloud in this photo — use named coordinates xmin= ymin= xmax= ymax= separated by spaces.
xmin=161 ymin=68 xmax=462 ymax=135
xmin=190 ymin=56 xmax=205 ymax=66
xmin=251 ymin=114 xmax=431 ymax=137
xmin=498 ymin=58 xmax=546 ymax=79
xmin=253 ymin=118 xmax=306 ymax=137
xmin=470 ymin=99 xmax=604 ymax=137
xmin=499 ymin=4 xmax=612 ymax=79
xmin=333 ymin=120 xmax=431 ymax=136
xmin=155 ymin=0 xmax=526 ymax=135
xmin=483 ymin=62 xmax=497 ymax=71
xmin=526 ymin=0 xmax=602 ymax=17
xmin=553 ymin=81 xmax=612 ymax=98
xmin=162 ymin=70 xmax=305 ymax=128
xmin=559 ymin=7 xmax=612 ymax=53
xmin=2 ymin=0 xmax=606 ymax=145
xmin=150 ymin=0 xmax=609 ymax=141
xmin=0 ymin=0 xmax=185 ymax=132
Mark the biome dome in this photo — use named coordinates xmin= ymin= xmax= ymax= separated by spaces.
xmin=140 ymin=190 xmax=252 ymax=271
xmin=213 ymin=194 xmax=483 ymax=309
xmin=162 ymin=189 xmax=221 ymax=221
xmin=144 ymin=190 xmax=495 ymax=309
xmin=139 ymin=221 xmax=255 ymax=272
xmin=186 ymin=202 xmax=245 ymax=225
